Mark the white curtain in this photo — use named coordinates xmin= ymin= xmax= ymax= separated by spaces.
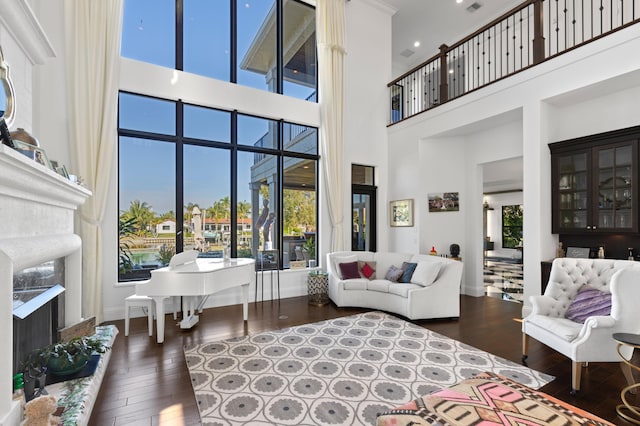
xmin=64 ymin=0 xmax=123 ymax=324
xmin=317 ymin=0 xmax=346 ymax=251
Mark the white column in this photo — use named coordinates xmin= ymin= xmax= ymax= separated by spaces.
xmin=522 ymin=100 xmax=556 ymax=316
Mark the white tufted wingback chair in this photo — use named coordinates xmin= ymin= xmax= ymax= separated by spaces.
xmin=522 ymin=258 xmax=640 ymax=394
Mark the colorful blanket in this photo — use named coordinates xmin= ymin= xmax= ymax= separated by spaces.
xmin=377 ymin=372 xmax=613 ymax=426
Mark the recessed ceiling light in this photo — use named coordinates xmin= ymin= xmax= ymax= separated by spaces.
xmin=456 ymin=0 xmax=463 ymax=3
xmin=413 ymin=41 xmax=420 ymax=48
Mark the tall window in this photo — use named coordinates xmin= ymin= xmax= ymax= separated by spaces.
xmin=502 ymin=205 xmax=523 ymax=249
xmin=121 ymin=0 xmax=317 ymax=101
xmin=118 ymin=93 xmax=318 ymax=281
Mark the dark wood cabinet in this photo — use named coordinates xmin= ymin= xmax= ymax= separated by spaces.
xmin=550 ymin=126 xmax=639 ymax=234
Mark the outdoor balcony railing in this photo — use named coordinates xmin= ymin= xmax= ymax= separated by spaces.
xmin=389 ymin=0 xmax=640 ymax=124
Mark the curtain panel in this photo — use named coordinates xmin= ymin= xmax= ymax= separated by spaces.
xmin=317 ymin=0 xmax=346 ymax=251
xmin=64 ymin=0 xmax=124 ymax=323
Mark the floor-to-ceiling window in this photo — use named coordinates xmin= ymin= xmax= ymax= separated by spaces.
xmin=122 ymin=0 xmax=316 ymax=99
xmin=118 ymin=0 xmax=318 ymax=281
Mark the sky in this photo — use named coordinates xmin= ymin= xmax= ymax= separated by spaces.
xmin=119 ymin=0 xmax=315 ymax=215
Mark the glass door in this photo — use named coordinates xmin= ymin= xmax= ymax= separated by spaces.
xmin=557 ymin=151 xmax=590 ymax=231
xmin=352 ymin=187 xmax=376 ymax=251
xmin=595 ymin=143 xmax=634 ymax=231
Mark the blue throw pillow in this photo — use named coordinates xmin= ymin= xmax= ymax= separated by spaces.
xmin=565 ymin=286 xmax=612 ymax=323
xmin=399 ymin=262 xmax=418 ymax=283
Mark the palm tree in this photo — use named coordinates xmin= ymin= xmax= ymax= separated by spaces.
xmin=118 ymin=214 xmax=137 ymax=274
xmin=237 ymin=200 xmax=251 ymax=219
xmin=212 ymin=197 xmax=231 ymax=243
xmin=123 ymin=200 xmax=155 ymax=236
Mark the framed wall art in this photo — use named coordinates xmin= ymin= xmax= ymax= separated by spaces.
xmin=428 ymin=192 xmax=460 ymax=212
xmin=390 ymin=199 xmax=414 ymax=227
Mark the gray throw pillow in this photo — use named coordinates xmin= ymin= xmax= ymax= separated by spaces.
xmin=385 ymin=265 xmax=404 ymax=282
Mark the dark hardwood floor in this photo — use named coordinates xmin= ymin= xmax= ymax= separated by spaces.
xmin=90 ymin=295 xmax=637 ymax=425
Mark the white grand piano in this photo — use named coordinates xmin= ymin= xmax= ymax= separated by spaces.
xmin=135 ymin=250 xmax=255 ymax=343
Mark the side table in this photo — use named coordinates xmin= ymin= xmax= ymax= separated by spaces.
xmin=307 ymin=271 xmax=329 ymax=306
xmin=613 ymin=332 xmax=640 ymax=424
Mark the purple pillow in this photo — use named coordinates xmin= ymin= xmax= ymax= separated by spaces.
xmin=385 ymin=265 xmax=404 ymax=282
xmin=339 ymin=262 xmax=361 ymax=280
xmin=565 ymin=286 xmax=612 ymax=323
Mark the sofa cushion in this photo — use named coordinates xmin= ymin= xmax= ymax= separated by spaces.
xmin=343 ymin=279 xmax=368 ymax=290
xmin=399 ymin=262 xmax=418 ymax=283
xmin=385 ymin=265 xmax=404 ymax=282
xmin=565 ymin=286 xmax=612 ymax=323
xmin=389 ymin=283 xmax=422 ymax=298
xmin=332 ymin=255 xmax=358 ymax=278
xmin=527 ymin=314 xmax=583 ymax=341
xmin=411 ymin=261 xmax=442 ymax=287
xmin=367 ymin=280 xmax=390 ymax=293
xmin=339 ymin=261 xmax=361 ymax=280
xmin=359 ymin=261 xmax=376 ymax=279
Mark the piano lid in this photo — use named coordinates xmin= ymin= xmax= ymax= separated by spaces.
xmin=169 ymin=250 xmax=199 ymax=269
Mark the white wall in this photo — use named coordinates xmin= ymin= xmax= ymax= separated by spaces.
xmin=343 ymin=0 xmax=394 ymax=253
xmin=387 ymin=24 xmax=640 ymax=307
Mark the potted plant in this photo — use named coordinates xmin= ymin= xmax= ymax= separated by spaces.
xmin=302 ymin=237 xmax=315 ymax=265
xmin=37 ymin=336 xmax=109 ymax=377
xmin=20 ymin=351 xmax=48 ymax=401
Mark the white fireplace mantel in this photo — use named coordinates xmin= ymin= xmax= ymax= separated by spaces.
xmin=0 ymin=145 xmax=91 ymax=425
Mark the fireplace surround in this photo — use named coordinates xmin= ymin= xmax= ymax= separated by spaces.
xmin=0 ymin=144 xmax=90 ymax=424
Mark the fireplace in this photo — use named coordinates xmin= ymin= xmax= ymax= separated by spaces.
xmin=12 ymin=258 xmax=66 ymax=375
xmin=0 ymin=145 xmax=91 ymax=424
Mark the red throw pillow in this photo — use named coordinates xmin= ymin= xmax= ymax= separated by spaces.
xmin=339 ymin=261 xmax=361 ymax=279
xmin=361 ymin=263 xmax=375 ymax=279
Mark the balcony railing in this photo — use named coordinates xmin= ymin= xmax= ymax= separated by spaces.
xmin=389 ymin=0 xmax=640 ymax=124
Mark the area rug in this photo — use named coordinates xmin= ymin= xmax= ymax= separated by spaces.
xmin=184 ymin=311 xmax=553 ymax=426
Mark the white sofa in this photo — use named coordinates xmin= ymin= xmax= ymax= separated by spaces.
xmin=522 ymin=258 xmax=640 ymax=393
xmin=326 ymin=251 xmax=463 ymax=320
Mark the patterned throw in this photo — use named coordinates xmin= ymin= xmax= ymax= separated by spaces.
xmin=377 ymin=372 xmax=614 ymax=426
xmin=184 ymin=312 xmax=553 ymax=425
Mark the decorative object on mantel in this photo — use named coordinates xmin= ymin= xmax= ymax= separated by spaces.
xmin=0 ymin=45 xmax=16 ymax=129
xmin=0 ymin=117 xmax=14 ymax=148
xmin=12 ymin=139 xmax=52 ymax=170
xmin=556 ymin=242 xmax=565 ymax=258
xmin=9 ymin=127 xmax=39 ymax=146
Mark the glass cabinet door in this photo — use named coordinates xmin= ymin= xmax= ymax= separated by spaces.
xmin=595 ymin=143 xmax=633 ymax=231
xmin=557 ymin=152 xmax=589 ymax=230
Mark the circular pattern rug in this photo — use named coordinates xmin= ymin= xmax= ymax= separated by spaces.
xmin=184 ymin=311 xmax=553 ymax=425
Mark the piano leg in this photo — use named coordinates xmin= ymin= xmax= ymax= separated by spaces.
xmin=151 ymin=296 xmax=169 ymax=344
xmin=179 ymin=296 xmax=200 ymax=329
xmin=242 ymin=283 xmax=249 ymax=321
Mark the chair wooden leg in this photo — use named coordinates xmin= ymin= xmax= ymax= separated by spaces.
xmin=571 ymin=361 xmax=582 ymax=394
xmin=521 ymin=333 xmax=529 ymax=363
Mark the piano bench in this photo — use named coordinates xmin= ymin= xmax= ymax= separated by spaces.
xmin=124 ymin=295 xmax=180 ymax=337
xmin=125 ymin=295 xmax=154 ymax=337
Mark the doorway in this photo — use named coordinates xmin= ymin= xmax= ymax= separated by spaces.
xmin=351 ymin=164 xmax=376 ymax=252
xmin=352 ymin=187 xmax=376 ymax=251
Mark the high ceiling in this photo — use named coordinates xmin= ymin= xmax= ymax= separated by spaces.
xmin=384 ymin=0 xmax=524 ymax=76
xmin=381 ymin=0 xmax=525 ymax=192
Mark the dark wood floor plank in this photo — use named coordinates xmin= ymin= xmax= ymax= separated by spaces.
xmin=89 ymin=295 xmax=636 ymax=425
